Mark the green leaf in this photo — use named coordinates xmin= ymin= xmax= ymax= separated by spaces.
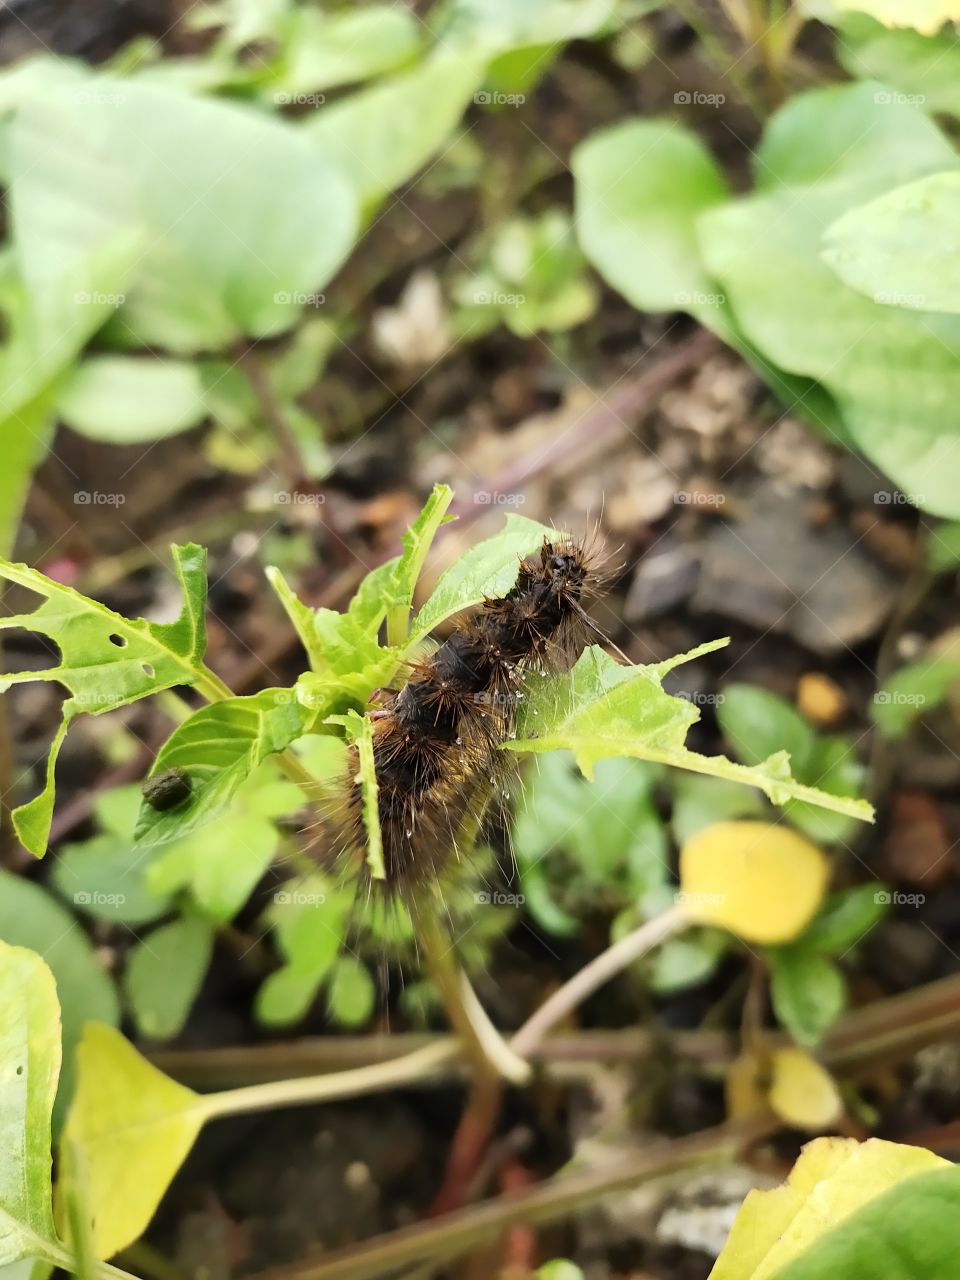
xmin=328 ymin=711 xmax=383 ymax=880
xmin=802 ymin=885 xmax=889 ymax=954
xmin=774 ymin=1164 xmax=960 ymax=1280
xmin=823 ymin=169 xmax=960 ymax=313
xmin=123 ymin=917 xmax=214 ymax=1040
xmin=0 ymin=872 xmax=119 ymax=1122
xmin=63 ymin=1023 xmax=207 ymax=1259
xmin=56 ymin=357 xmax=207 ymax=443
xmin=769 ymin=948 xmax=846 ymax=1047
xmin=507 ymin=646 xmax=875 ymax=824
xmin=835 ymin=16 xmax=960 ymax=118
xmin=872 ymin=653 xmax=960 ymax=737
xmin=0 ymin=941 xmax=61 ymax=1266
xmin=929 ymin=521 xmax=960 ymax=572
xmin=572 ymin=118 xmax=841 ymax=432
xmin=710 ymin=1135 xmax=948 ymax=1279
xmin=272 ymin=5 xmax=422 ymax=95
xmin=255 ymin=966 xmax=322 ymax=1026
xmin=10 ymin=69 xmax=358 ymax=352
xmin=134 ymin=688 xmax=309 ymax=846
xmin=410 ymin=512 xmax=563 ymax=643
xmin=326 ymin=957 xmax=376 ymax=1028
xmin=671 ymin=774 xmax=765 ymax=845
xmin=309 ymin=50 xmax=488 ymax=207
xmin=382 ymin=482 xmax=454 ymax=644
xmin=698 ymin=82 xmax=960 ymax=517
xmin=0 ymin=544 xmax=208 ymax=855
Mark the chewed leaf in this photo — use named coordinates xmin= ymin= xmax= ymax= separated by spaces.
xmin=134 ymin=688 xmax=310 ymax=846
xmin=709 ymin=1135 xmax=948 ymax=1280
xmin=507 ymin=646 xmax=874 ymax=825
xmin=0 ymin=544 xmax=210 ymax=856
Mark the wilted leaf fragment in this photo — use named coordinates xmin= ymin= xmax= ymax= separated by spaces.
xmin=680 ymin=821 xmax=829 ymax=944
xmin=63 ymin=1024 xmax=206 ymax=1258
xmin=710 ymin=1135 xmax=949 ymax=1279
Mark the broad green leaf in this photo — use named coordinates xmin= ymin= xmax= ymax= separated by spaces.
xmin=10 ymin=69 xmax=358 ymax=352
xmin=309 ymin=50 xmax=488 ymax=206
xmin=0 ymin=544 xmax=208 ymax=855
xmin=679 ymin=821 xmax=829 ymax=945
xmin=572 ymin=119 xmax=841 ymax=433
xmin=507 ymin=646 xmax=874 ymax=824
xmin=872 ymin=652 xmax=960 ymax=737
xmin=709 ymin=1136 xmax=948 ymax=1280
xmin=134 ymin=688 xmax=309 ymax=846
xmin=0 ymin=872 xmax=119 ymax=1121
xmin=824 ymin=169 xmax=960 ymax=313
xmin=255 ymin=966 xmax=322 ymax=1026
xmin=326 ymin=957 xmax=376 ymax=1027
xmin=0 ymin=397 xmax=54 ymax=559
xmin=835 ymin=16 xmax=960 ymax=118
xmin=699 ymin=82 xmax=960 ymax=516
xmin=410 ymin=512 xmax=563 ymax=642
xmin=63 ymin=1024 xmax=208 ymax=1259
xmin=443 ymin=0 xmax=620 ymax=49
xmin=769 ymin=948 xmax=846 ymax=1046
xmin=0 ymin=942 xmax=61 ymax=1265
xmin=802 ymin=884 xmax=889 ymax=953
xmin=573 ymin=119 xmax=731 ymax=327
xmin=774 ymin=1163 xmax=960 ymax=1279
xmin=256 ymin=874 xmax=353 ymax=1024
xmin=273 ymin=6 xmax=421 ymax=94
xmin=801 ymin=0 xmax=960 ymax=34
xmin=56 ymin=357 xmax=207 ymax=443
xmin=123 ymin=917 xmax=214 ymax=1039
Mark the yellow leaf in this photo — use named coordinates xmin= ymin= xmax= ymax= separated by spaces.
xmin=679 ymin=821 xmax=828 ymax=944
xmin=61 ymin=1024 xmax=208 ymax=1258
xmin=767 ymin=1048 xmax=842 ymax=1131
xmin=709 ymin=1136 xmax=948 ymax=1279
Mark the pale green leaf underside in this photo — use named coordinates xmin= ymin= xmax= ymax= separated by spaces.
xmin=506 ymin=645 xmax=874 ymax=824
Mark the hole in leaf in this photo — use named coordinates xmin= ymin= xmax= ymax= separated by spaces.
xmin=16 ymin=1064 xmax=23 ymax=1075
xmin=108 ymin=634 xmax=127 ymax=648
xmin=142 ymin=663 xmax=155 ymax=677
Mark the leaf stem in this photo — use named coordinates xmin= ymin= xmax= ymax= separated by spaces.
xmin=509 ymin=906 xmax=689 ymax=1057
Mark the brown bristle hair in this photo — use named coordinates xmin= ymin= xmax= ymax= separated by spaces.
xmin=339 ymin=535 xmax=610 ymax=898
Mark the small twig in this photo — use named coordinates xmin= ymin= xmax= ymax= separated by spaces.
xmin=237 ymin=344 xmax=308 ymax=484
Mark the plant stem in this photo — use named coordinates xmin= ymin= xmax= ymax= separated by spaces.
xmin=198 ymin=1039 xmax=458 ymax=1121
xmin=509 ymin=906 xmax=689 ymax=1057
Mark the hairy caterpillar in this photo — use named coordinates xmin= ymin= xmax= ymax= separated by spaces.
xmin=340 ymin=536 xmax=609 ymax=898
